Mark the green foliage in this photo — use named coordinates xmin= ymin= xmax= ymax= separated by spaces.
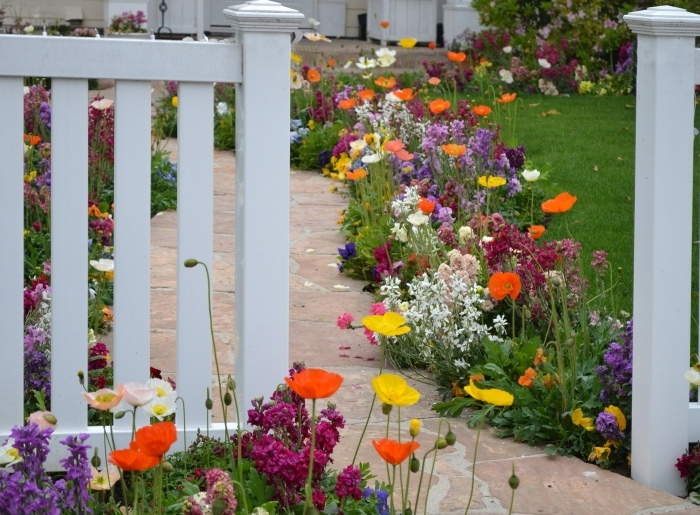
xmin=151 ymin=150 xmax=178 ymax=216
xmin=656 ymin=0 xmax=700 ymax=13
xmin=292 ymin=122 xmax=342 ymax=170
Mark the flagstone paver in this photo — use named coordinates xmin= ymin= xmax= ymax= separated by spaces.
xmin=148 ymin=141 xmax=699 ymax=515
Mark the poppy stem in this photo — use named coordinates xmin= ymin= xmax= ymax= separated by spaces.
xmin=303 ymin=398 xmax=317 ymax=515
xmin=463 ymin=408 xmax=487 ymax=515
xmin=390 ymin=465 xmax=397 ymax=515
xmin=352 ymin=341 xmax=386 ymax=466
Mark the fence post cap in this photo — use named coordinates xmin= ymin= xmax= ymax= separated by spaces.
xmin=224 ymin=0 xmax=304 ymax=32
xmin=624 ymin=5 xmax=700 ymax=36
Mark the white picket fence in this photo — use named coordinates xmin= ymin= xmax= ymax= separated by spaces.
xmin=0 ymin=0 xmax=303 ymax=470
xmin=625 ymin=5 xmax=700 ymax=496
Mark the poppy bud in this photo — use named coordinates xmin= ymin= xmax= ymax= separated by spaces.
xmin=436 ymin=437 xmax=448 ymax=449
xmin=247 ymin=441 xmax=254 ymax=454
xmin=509 ymin=463 xmax=519 ymax=490
xmin=327 ymin=402 xmax=336 ymax=410
xmin=205 ymin=398 xmax=213 ymax=410
xmin=91 ymin=448 xmax=101 ymax=469
xmin=382 ymin=403 xmax=393 ymax=415
xmin=224 ymin=392 xmax=233 ymax=406
xmin=212 ymin=497 xmax=226 ymax=515
xmin=283 ymin=395 xmax=293 ymax=404
xmin=227 ymin=376 xmax=236 ymax=391
xmin=409 ymin=419 xmax=421 ymax=438
xmin=565 ymin=337 xmax=575 ymax=347
xmin=522 ymin=307 xmax=531 ymax=320
xmin=445 ymin=431 xmax=456 ymax=446
xmin=114 ymin=411 xmax=126 ymax=419
xmin=77 ymin=370 xmax=85 ymax=385
xmin=184 ymin=258 xmax=198 ymax=268
xmin=410 ymin=457 xmax=420 ymax=473
xmin=550 ymin=275 xmax=562 ymax=287
xmin=42 ymin=413 xmax=57 ymax=425
xmin=161 ymin=461 xmax=174 ymax=473
xmin=405 ymin=508 xmax=412 ymax=515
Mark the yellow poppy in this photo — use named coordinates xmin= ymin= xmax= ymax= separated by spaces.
xmin=571 ymin=408 xmax=595 ymax=431
xmin=290 ymin=51 xmax=303 ymax=64
xmin=464 ymin=379 xmax=514 ymax=406
xmin=362 ymin=312 xmax=411 ymax=337
xmin=478 ymin=176 xmax=507 ymax=188
xmin=372 ymin=373 xmax=420 ymax=406
xmin=409 ymin=419 xmax=421 ymax=437
xmin=171 ymin=96 xmax=178 ymax=108
xmin=604 ymin=405 xmax=627 ymax=431
xmin=398 ymin=38 xmax=418 ymax=49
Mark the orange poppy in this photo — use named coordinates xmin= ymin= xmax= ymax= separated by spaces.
xmin=109 ymin=442 xmax=160 ymax=471
xmin=473 ymin=105 xmax=492 ymax=116
xmin=346 ymin=168 xmax=368 ymax=181
xmin=528 ymin=225 xmax=545 ymax=240
xmin=497 ymin=93 xmax=517 ymax=104
xmin=384 ymin=139 xmax=404 ymax=153
xmin=374 ymin=76 xmax=397 ymax=89
xmin=542 ymin=192 xmax=577 ymax=214
xmin=134 ymin=421 xmax=177 ymax=458
xmin=488 ymin=272 xmax=521 ymax=300
xmin=418 ymin=198 xmax=435 ymax=214
xmin=284 ymin=368 xmax=343 ymax=399
xmin=339 ymin=98 xmax=356 ymax=110
xmin=380 ymin=21 xmax=390 ymax=28
xmin=88 ymin=205 xmax=104 ymax=218
xmin=429 ymin=98 xmax=450 ymax=115
xmin=395 ymin=148 xmax=414 ymax=161
xmin=326 ymin=58 xmax=336 ymax=68
xmin=441 ymin=143 xmax=466 ymax=157
xmin=428 ymin=41 xmax=436 ymax=50
xmin=24 ymin=134 xmax=41 ymax=146
xmin=358 ymin=89 xmax=375 ymax=101
xmin=447 ymin=51 xmax=466 ymax=62
xmin=393 ymin=88 xmax=414 ymax=101
xmin=307 ymin=69 xmax=321 ymax=83
xmin=372 ymin=438 xmax=420 ymax=465
xmin=534 ymin=348 xmax=547 ymax=366
xmin=518 ymin=367 xmax=538 ymax=387
xmin=428 ymin=77 xmax=441 ymax=86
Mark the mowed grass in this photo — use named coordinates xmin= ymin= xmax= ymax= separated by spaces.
xmin=509 ymin=94 xmax=637 ymax=312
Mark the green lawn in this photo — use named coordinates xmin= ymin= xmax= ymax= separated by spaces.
xmin=510 ymin=94 xmax=637 ymax=312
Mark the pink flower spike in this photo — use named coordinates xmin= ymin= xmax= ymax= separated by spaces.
xmin=338 ymin=345 xmax=351 ymax=349
xmin=337 ymin=312 xmax=355 ymax=330
xmin=369 ymin=302 xmax=387 ymax=315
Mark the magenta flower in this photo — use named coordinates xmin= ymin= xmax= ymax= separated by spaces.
xmin=337 ymin=312 xmax=354 ymax=330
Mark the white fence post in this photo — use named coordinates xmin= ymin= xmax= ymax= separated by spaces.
xmin=624 ymin=5 xmax=700 ymax=495
xmin=224 ymin=1 xmax=303 ymax=411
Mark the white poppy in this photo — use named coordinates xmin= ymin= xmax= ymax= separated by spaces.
xmin=362 ymin=153 xmax=381 ymax=164
xmin=24 ymin=25 xmax=34 ymax=34
xmin=90 ymin=99 xmax=114 ymax=110
xmin=349 ymin=139 xmax=367 ymax=152
xmin=308 ymin=18 xmax=320 ymax=28
xmin=376 ymin=55 xmax=396 ymax=68
xmin=375 ymin=47 xmax=396 ymax=58
xmin=391 ymin=223 xmax=408 ymax=242
xmin=538 ymin=58 xmax=552 ymax=69
xmin=23 ymin=86 xmax=30 ymax=95
xmin=686 ymin=368 xmax=700 ymax=386
xmin=0 ymin=439 xmax=22 ymax=467
xmin=216 ymin=102 xmax=228 ymax=116
xmin=503 ymin=46 xmax=512 ymax=53
xmin=90 ymin=464 xmax=121 ymax=491
xmin=146 ymin=378 xmax=175 ymax=399
xmin=521 ymin=169 xmax=541 ymax=182
xmin=356 ymin=57 xmax=377 ymax=69
xmin=407 ymin=211 xmax=430 ymax=226
xmin=142 ymin=392 xmax=177 ymax=421
xmin=290 ymin=72 xmax=303 ymax=90
xmin=499 ymin=69 xmax=514 ymax=84
xmin=90 ymin=258 xmax=114 ymax=273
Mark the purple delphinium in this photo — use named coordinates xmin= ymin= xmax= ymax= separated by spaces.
xmin=335 ymin=465 xmax=363 ymax=501
xmin=39 ymin=102 xmax=51 ymax=131
xmin=595 ymin=319 xmax=633 ymax=403
xmin=57 ymin=433 xmax=93 ymax=513
xmin=595 ymin=411 xmax=625 ymax=441
xmin=24 ymin=325 xmax=51 ymax=403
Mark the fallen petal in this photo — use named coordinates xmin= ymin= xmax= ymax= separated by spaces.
xmin=338 ymin=345 xmax=351 ymax=349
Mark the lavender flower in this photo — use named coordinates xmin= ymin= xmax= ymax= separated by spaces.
xmin=595 ymin=411 xmax=624 ymax=440
xmin=57 ymin=434 xmax=93 ymax=513
xmin=595 ymin=319 xmax=633 ymax=403
xmin=39 ymin=102 xmax=51 ymax=131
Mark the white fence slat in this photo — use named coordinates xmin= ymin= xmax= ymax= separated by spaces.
xmin=0 ymin=77 xmax=25 ymax=432
xmin=176 ymin=82 xmax=214 ymax=435
xmin=0 ymin=36 xmax=242 ymax=83
xmin=51 ymin=79 xmax=89 ymax=432
xmin=113 ymin=80 xmax=152 ymax=428
xmin=226 ymin=1 xmax=303 ymax=411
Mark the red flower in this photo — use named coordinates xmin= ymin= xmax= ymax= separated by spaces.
xmin=109 ymin=442 xmax=159 ymax=471
xmin=488 ymin=272 xmax=521 ymax=300
xmin=372 ymin=438 xmax=420 ymax=465
xmin=284 ymin=368 xmax=343 ymax=399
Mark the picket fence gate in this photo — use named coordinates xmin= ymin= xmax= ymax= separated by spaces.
xmin=0 ymin=0 xmax=303 ymax=470
xmin=625 ymin=5 xmax=700 ymax=496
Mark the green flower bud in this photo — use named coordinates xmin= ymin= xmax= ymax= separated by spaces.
xmin=212 ymin=497 xmax=226 ymax=515
xmin=381 ymin=403 xmax=393 ymax=415
xmin=509 ymin=474 xmax=519 ymax=490
xmin=436 ymin=437 xmax=448 ymax=450
xmin=205 ymin=398 xmax=214 ymax=410
xmin=227 ymin=376 xmax=236 ymax=391
xmin=283 ymin=395 xmax=293 ymax=404
xmin=91 ymin=448 xmax=101 ymax=469
xmin=224 ymin=392 xmax=233 ymax=406
xmin=404 ymin=508 xmax=412 ymax=515
xmin=161 ymin=461 xmax=174 ymax=473
xmin=183 ymin=258 xmax=198 ymax=268
xmin=42 ymin=413 xmax=57 ymax=425
xmin=410 ymin=457 xmax=420 ymax=473
xmin=77 ymin=370 xmax=85 ymax=386
xmin=114 ymin=411 xmax=126 ymax=419
xmin=445 ymin=431 xmax=456 ymax=446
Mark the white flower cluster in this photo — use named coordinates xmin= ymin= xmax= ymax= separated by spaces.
xmin=354 ymin=97 xmax=427 ymax=145
xmin=391 ymin=185 xmax=420 ymax=221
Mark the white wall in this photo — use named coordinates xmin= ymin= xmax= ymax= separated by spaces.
xmin=2 ymin=0 xmax=104 ymax=28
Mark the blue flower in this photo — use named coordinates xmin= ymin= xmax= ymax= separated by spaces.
xmin=338 ymin=242 xmax=356 ymax=261
xmin=363 ymin=488 xmax=389 ymax=515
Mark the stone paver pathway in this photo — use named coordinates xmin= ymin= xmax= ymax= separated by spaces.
xmin=149 ymin=142 xmax=699 ymax=515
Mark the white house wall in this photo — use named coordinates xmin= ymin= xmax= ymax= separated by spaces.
xmin=1 ymin=0 xmax=104 ymax=29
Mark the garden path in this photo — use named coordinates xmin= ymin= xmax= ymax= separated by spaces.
xmin=147 ymin=140 xmax=698 ymax=515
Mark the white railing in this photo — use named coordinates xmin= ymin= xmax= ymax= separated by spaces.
xmin=0 ymin=0 xmax=303 ymax=470
xmin=624 ymin=5 xmax=700 ymax=496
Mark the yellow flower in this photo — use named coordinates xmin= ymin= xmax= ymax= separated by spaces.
xmin=589 ymin=446 xmax=611 ymax=462
xmin=308 ymin=120 xmax=315 ymax=130
xmin=372 ymin=373 xmax=420 ymax=406
xmin=571 ymin=408 xmax=595 ymax=431
xmin=171 ymin=96 xmax=178 ymax=108
xmin=104 ymin=271 xmax=114 ymax=281
xmin=409 ymin=419 xmax=421 ymax=437
xmin=290 ymin=51 xmax=303 ymax=64
xmin=362 ymin=312 xmax=411 ymax=337
xmin=478 ymin=176 xmax=507 ymax=188
xmin=23 ymin=230 xmax=30 ymax=236
xmin=24 ymin=170 xmax=37 ymax=182
xmin=398 ymin=38 xmax=418 ymax=49
xmin=604 ymin=405 xmax=627 ymax=431
xmin=322 ymin=167 xmax=330 ymax=176
xmin=334 ymin=153 xmax=352 ymax=174
xmin=578 ymin=80 xmax=593 ymax=94
xmin=464 ymin=379 xmax=514 ymax=406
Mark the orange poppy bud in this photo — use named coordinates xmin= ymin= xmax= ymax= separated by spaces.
xmin=441 ymin=143 xmax=466 ymax=157
xmin=497 ymin=92 xmax=517 ymax=104
xmin=384 ymin=139 xmax=404 ymax=153
xmin=372 ymin=438 xmax=420 ymax=465
xmin=518 ymin=367 xmax=538 ymax=387
xmin=374 ymin=76 xmax=397 ymax=89
xmin=418 ymin=198 xmax=435 ymax=214
xmin=393 ymin=88 xmax=414 ymax=101
xmin=339 ymin=98 xmax=356 ymax=110
xmin=542 ymin=192 xmax=577 ymax=214
xmin=284 ymin=368 xmax=343 ymax=399
xmin=473 ymin=105 xmax=492 ymax=116
xmin=447 ymin=51 xmax=467 ymax=62
xmin=307 ymin=69 xmax=321 ymax=83
xmin=528 ymin=225 xmax=545 ymax=240
xmin=428 ymin=77 xmax=441 ymax=86
xmin=429 ymin=98 xmax=450 ymax=115
xmin=358 ymin=89 xmax=375 ymax=101
xmin=428 ymin=41 xmax=436 ymax=50
xmin=380 ymin=21 xmax=390 ymax=28
xmin=488 ymin=272 xmax=521 ymax=300
xmin=395 ymin=148 xmax=414 ymax=161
